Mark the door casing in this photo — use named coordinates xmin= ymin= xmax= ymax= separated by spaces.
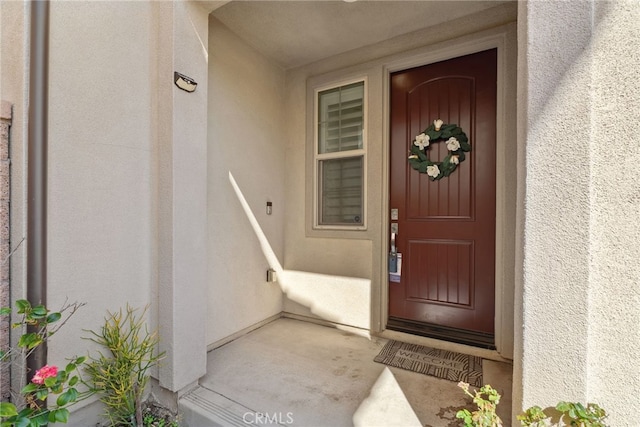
xmin=379 ymin=31 xmax=514 ymax=357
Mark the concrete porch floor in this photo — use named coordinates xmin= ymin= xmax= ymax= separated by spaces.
xmin=180 ymin=318 xmax=512 ymax=427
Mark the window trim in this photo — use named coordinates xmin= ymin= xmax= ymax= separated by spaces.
xmin=313 ymin=77 xmax=367 ymax=230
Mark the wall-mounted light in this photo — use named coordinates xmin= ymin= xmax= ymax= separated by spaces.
xmin=174 ymin=71 xmax=197 ymax=93
xmin=266 ymin=201 xmax=273 ymax=215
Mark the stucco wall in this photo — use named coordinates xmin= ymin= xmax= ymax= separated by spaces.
xmin=587 ymin=1 xmax=640 ymax=419
xmin=0 ymin=0 xmax=29 ymax=400
xmin=1 ymin=0 xmax=210 ymax=420
xmin=517 ymin=0 xmax=593 ymax=407
xmin=48 ymin=0 xmax=153 ymax=324
xmin=155 ymin=0 xmax=209 ymax=393
xmin=515 ymin=1 xmax=640 ymax=424
xmin=46 ymin=1 xmax=155 ymax=416
xmin=207 ymin=17 xmax=286 ymax=345
xmin=0 ymin=101 xmax=11 ymax=403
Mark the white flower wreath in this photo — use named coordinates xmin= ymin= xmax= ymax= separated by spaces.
xmin=407 ymin=119 xmax=471 ymax=181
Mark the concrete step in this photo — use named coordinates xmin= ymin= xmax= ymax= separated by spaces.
xmin=179 ymin=386 xmax=285 ymax=427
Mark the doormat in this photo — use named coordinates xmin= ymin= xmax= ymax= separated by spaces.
xmin=374 ymin=340 xmax=483 ymax=387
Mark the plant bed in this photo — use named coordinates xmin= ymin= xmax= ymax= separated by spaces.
xmin=141 ymin=399 xmax=179 ymax=427
xmin=95 ymin=398 xmax=180 ymax=427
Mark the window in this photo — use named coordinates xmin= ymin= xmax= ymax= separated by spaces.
xmin=314 ymin=80 xmax=366 ymax=229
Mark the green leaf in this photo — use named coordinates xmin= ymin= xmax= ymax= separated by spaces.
xmin=53 ymin=408 xmax=70 ymax=423
xmin=17 ymin=408 xmax=34 ymax=418
xmin=18 ymin=333 xmax=42 ymax=350
xmin=456 ymin=409 xmax=471 ymax=419
xmin=57 ymin=388 xmax=78 ymax=406
xmin=21 ymin=383 xmax=38 ymax=394
xmin=75 ymin=355 xmax=86 ymax=364
xmin=0 ymin=402 xmax=18 ymax=417
xmin=456 ymin=133 xmax=469 ymax=144
xmin=16 ymin=299 xmax=31 ymax=312
xmin=46 ymin=312 xmax=62 ymax=323
xmin=36 ymin=389 xmax=49 ymax=401
xmin=15 ymin=417 xmax=31 ymax=427
xmin=32 ymin=413 xmax=49 ymax=426
xmin=44 ymin=376 xmax=57 ymax=388
xmin=0 ymin=307 xmax=11 ymax=316
xmin=31 ymin=305 xmax=48 ymax=318
xmin=427 ymin=129 xmax=441 ymax=140
xmin=68 ymin=375 xmax=78 ymax=386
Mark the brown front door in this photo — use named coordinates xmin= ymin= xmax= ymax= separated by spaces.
xmin=388 ymin=49 xmax=497 ymax=346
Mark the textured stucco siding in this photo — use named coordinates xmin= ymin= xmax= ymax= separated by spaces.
xmin=0 ymin=1 xmax=209 ymax=418
xmin=520 ymin=0 xmax=593 ymax=402
xmin=46 ymin=0 xmax=154 ymax=368
xmin=0 ymin=0 xmax=28 ymax=404
xmin=155 ymin=0 xmax=209 ymax=393
xmin=0 ymin=101 xmax=11 ymax=402
xmin=585 ymin=0 xmax=640 ymax=419
xmin=207 ymin=17 xmax=286 ymax=345
xmin=516 ymin=1 xmax=640 ymax=425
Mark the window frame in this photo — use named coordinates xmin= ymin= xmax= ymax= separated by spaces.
xmin=313 ymin=77 xmax=368 ymax=230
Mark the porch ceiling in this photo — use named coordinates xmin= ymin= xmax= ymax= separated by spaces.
xmin=209 ymin=0 xmax=510 ymax=70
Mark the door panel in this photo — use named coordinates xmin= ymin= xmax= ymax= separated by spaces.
xmin=407 ymin=78 xmax=474 ymax=220
xmin=389 ymin=49 xmax=497 ymax=337
xmin=406 ymin=239 xmax=473 ymax=305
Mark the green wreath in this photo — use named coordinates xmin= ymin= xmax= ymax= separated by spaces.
xmin=407 ymin=119 xmax=471 ymax=181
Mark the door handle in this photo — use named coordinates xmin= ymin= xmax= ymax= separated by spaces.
xmin=389 ymin=232 xmax=398 ymax=273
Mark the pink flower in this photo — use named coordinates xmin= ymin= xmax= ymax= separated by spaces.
xmin=32 ymin=365 xmax=58 ymax=384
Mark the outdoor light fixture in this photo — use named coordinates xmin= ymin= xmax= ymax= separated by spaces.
xmin=174 ymin=71 xmax=197 ymax=93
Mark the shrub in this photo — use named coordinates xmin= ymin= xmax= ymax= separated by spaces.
xmin=456 ymin=382 xmax=608 ymax=427
xmin=85 ymin=305 xmax=164 ymax=427
xmin=0 ymin=299 xmax=92 ymax=426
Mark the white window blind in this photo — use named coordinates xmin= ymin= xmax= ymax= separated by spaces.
xmin=319 ymin=157 xmax=363 ymax=225
xmin=315 ymin=80 xmax=365 ymax=228
xmin=318 ymin=82 xmax=364 ymax=154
